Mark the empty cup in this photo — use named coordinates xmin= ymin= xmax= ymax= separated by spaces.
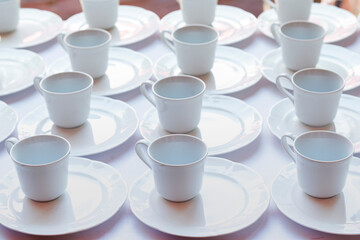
xmin=135 ymin=134 xmax=208 ymax=202
xmin=281 ymin=131 xmax=354 ymax=198
xmin=34 ymin=72 xmax=93 ymax=128
xmin=5 ymin=135 xmax=71 ymax=202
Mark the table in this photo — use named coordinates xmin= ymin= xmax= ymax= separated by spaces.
xmin=0 ymin=15 xmax=360 ymax=240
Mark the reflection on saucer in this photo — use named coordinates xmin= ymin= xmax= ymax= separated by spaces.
xmin=129 ymin=157 xmax=270 ymax=237
xmin=272 ymin=160 xmax=360 ymax=234
xmin=268 ymin=95 xmax=360 ymax=153
xmin=18 ymin=96 xmax=138 ymax=156
xmin=154 ymin=46 xmax=262 ymax=95
xmin=140 ymin=95 xmax=262 ymax=155
xmin=0 ymin=157 xmax=127 ymax=235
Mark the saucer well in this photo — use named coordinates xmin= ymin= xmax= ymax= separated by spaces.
xmin=0 ymin=8 xmax=63 ymax=48
xmin=153 ymin=46 xmax=262 ymax=95
xmin=272 ymin=158 xmax=360 ymax=235
xmin=258 ymin=3 xmax=357 ymax=43
xmin=64 ymin=6 xmax=160 ymax=46
xmin=267 ymin=95 xmax=360 ymax=153
xmin=17 ymin=96 xmax=138 ymax=156
xmin=140 ymin=95 xmax=262 ymax=155
xmin=160 ymin=5 xmax=257 ymax=45
xmin=261 ymin=44 xmax=360 ymax=91
xmin=48 ymin=47 xmax=152 ymax=96
xmin=0 ymin=101 xmax=17 ymax=143
xmin=0 ymin=157 xmax=127 ymax=235
xmin=129 ymin=157 xmax=270 ymax=237
xmin=0 ymin=49 xmax=45 ymax=96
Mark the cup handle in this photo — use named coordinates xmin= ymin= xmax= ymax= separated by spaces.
xmin=276 ymin=74 xmax=294 ymax=103
xmin=140 ymin=81 xmax=156 ymax=107
xmin=281 ymin=134 xmax=296 ymax=162
xmin=270 ymin=22 xmax=281 ymax=44
xmin=160 ymin=30 xmax=175 ymax=53
xmin=135 ymin=139 xmax=152 ymax=169
xmin=5 ymin=137 xmax=18 ymax=155
xmin=264 ymin=0 xmax=276 ymax=9
xmin=33 ymin=76 xmax=44 ymax=96
xmin=57 ymin=33 xmax=68 ymax=52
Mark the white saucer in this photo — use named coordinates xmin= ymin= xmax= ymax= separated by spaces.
xmin=64 ymin=6 xmax=160 ymax=46
xmin=0 ymin=157 xmax=127 ymax=236
xmin=268 ymin=95 xmax=360 ymax=154
xmin=0 ymin=49 xmax=45 ymax=96
xmin=0 ymin=101 xmax=17 ymax=143
xmin=272 ymin=158 xmax=360 ymax=235
xmin=17 ymin=96 xmax=138 ymax=156
xmin=153 ymin=46 xmax=262 ymax=95
xmin=140 ymin=95 xmax=262 ymax=155
xmin=0 ymin=8 xmax=63 ymax=48
xmin=258 ymin=3 xmax=357 ymax=43
xmin=48 ymin=48 xmax=152 ymax=96
xmin=129 ymin=157 xmax=270 ymax=238
xmin=160 ymin=5 xmax=257 ymax=45
xmin=261 ymin=44 xmax=360 ymax=91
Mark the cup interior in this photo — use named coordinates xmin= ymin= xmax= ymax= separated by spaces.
xmin=66 ymin=29 xmax=110 ymax=48
xmin=41 ymin=72 xmax=92 ymax=94
xmin=174 ymin=25 xmax=217 ymax=44
xmin=149 ymin=135 xmax=207 ymax=166
xmin=295 ymin=132 xmax=353 ymax=162
xmin=293 ymin=69 xmax=344 ymax=93
xmin=11 ymin=136 xmax=70 ymax=166
xmin=154 ymin=76 xmax=205 ymax=99
xmin=281 ymin=22 xmax=324 ymax=40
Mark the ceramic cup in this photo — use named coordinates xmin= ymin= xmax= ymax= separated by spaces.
xmin=161 ymin=24 xmax=218 ymax=76
xmin=80 ymin=0 xmax=119 ymax=29
xmin=140 ymin=75 xmax=206 ymax=133
xmin=181 ymin=0 xmax=217 ymax=25
xmin=5 ymin=135 xmax=71 ymax=202
xmin=271 ymin=21 xmax=325 ymax=71
xmin=264 ymin=0 xmax=312 ymax=23
xmin=0 ymin=0 xmax=20 ymax=33
xmin=276 ymin=68 xmax=344 ymax=127
xmin=34 ymin=72 xmax=93 ymax=128
xmin=135 ymin=134 xmax=208 ymax=202
xmin=281 ymin=131 xmax=354 ymax=198
xmin=57 ymin=28 xmax=112 ymax=79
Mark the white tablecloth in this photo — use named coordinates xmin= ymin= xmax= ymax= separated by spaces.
xmin=1 ymin=24 xmax=360 ymax=240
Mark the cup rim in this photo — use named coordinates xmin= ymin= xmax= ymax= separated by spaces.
xmin=147 ymin=134 xmax=208 ymax=167
xmin=152 ymin=75 xmax=206 ymax=101
xmin=40 ymin=71 xmax=93 ymax=96
xmin=291 ymin=68 xmax=345 ymax=95
xmin=279 ymin=20 xmax=325 ymax=42
xmin=9 ymin=135 xmax=71 ymax=167
xmin=293 ymin=130 xmax=354 ymax=163
xmin=64 ymin=28 xmax=112 ymax=49
xmin=172 ymin=24 xmax=219 ymax=46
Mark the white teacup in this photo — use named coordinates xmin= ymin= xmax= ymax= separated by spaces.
xmin=161 ymin=25 xmax=218 ymax=76
xmin=276 ymin=68 xmax=344 ymax=127
xmin=80 ymin=0 xmax=119 ymax=29
xmin=5 ymin=135 xmax=71 ymax=202
xmin=181 ymin=0 xmax=217 ymax=25
xmin=135 ymin=135 xmax=208 ymax=202
xmin=0 ymin=0 xmax=20 ymax=33
xmin=57 ymin=28 xmax=112 ymax=79
xmin=264 ymin=0 xmax=312 ymax=23
xmin=281 ymin=131 xmax=354 ymax=198
xmin=271 ymin=21 xmax=325 ymax=71
xmin=140 ymin=75 xmax=206 ymax=133
xmin=34 ymin=72 xmax=93 ymax=129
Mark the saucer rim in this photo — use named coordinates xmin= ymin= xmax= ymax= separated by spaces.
xmin=0 ymin=156 xmax=128 ymax=236
xmin=129 ymin=156 xmax=270 ymax=238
